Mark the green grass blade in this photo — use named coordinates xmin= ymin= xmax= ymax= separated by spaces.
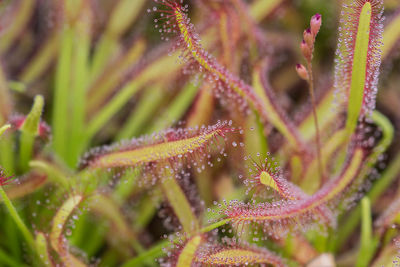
xmin=382 ymin=12 xmax=400 ymax=59
xmin=356 ymin=197 xmax=373 ymax=267
xmin=0 ymin=65 xmax=12 ymax=124
xmin=85 ymin=80 xmax=142 ymax=141
xmin=115 ymin=86 xmax=165 ymax=140
xmin=90 ymin=0 xmax=146 ymax=80
xmin=19 ymin=33 xmax=60 ymax=84
xmin=67 ymin=20 xmax=91 ymax=167
xmin=0 ymin=187 xmax=35 ymax=251
xmin=0 ymin=248 xmax=27 ymax=267
xmin=249 ymin=0 xmax=283 ymax=22
xmin=148 ymin=82 xmax=200 ymax=132
xmin=52 ymin=27 xmax=73 ymax=160
xmin=0 ymin=0 xmax=35 ymax=54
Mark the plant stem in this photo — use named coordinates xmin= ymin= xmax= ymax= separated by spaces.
xmin=18 ymin=132 xmax=35 ymax=173
xmin=0 ymin=186 xmax=35 ymax=250
xmin=356 ymin=197 xmax=373 ymax=267
xmin=306 ymin=62 xmax=324 ymax=184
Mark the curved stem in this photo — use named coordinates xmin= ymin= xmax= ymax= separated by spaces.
xmin=0 ymin=186 xmax=35 ymax=250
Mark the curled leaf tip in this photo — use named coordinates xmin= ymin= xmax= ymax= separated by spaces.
xmin=0 ymin=124 xmax=10 ymax=137
xmin=21 ymin=95 xmax=45 ymax=136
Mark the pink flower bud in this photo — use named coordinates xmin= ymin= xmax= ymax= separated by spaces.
xmin=303 ymin=28 xmax=314 ymax=47
xmin=301 ymin=40 xmax=311 ymax=61
xmin=311 ymin=13 xmax=322 ymax=36
xmin=296 ymin=64 xmax=309 ymax=80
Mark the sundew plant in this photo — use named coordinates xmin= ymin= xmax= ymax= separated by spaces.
xmin=1 ymin=0 xmax=400 ymax=266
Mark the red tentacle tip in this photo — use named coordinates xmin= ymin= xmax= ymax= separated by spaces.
xmin=0 ymin=169 xmax=14 ymax=186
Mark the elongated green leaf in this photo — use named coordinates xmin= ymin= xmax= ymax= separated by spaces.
xmin=52 ymin=27 xmax=73 ymax=159
xmin=50 ymin=195 xmax=86 ymax=267
xmin=160 ymin=173 xmax=199 ymax=233
xmin=21 ymin=95 xmax=44 ymax=135
xmin=19 ymin=33 xmax=60 ymax=84
xmin=35 ymin=232 xmax=53 ymax=267
xmin=0 ymin=66 xmax=12 ymax=124
xmin=252 ymin=65 xmax=304 ymax=149
xmin=333 ymin=111 xmax=394 ymax=251
xmin=20 ymin=95 xmax=44 ymax=171
xmin=356 ymin=197 xmax=375 ymax=267
xmin=346 ymin=2 xmax=372 ymax=135
xmin=249 ymin=0 xmax=283 ymax=22
xmin=67 ymin=8 xmax=92 ymax=167
xmin=116 ymin=86 xmax=165 ymax=140
xmin=0 ymin=0 xmax=35 ymax=54
xmin=148 ymin=82 xmax=200 ymax=133
xmin=0 ymin=186 xmax=35 ymax=250
xmin=90 ymin=0 xmax=147 ymax=80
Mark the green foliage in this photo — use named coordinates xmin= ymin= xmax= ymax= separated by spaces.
xmin=0 ymin=0 xmax=399 ymax=266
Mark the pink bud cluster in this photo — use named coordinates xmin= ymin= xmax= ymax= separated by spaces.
xmin=296 ymin=14 xmax=322 ymax=80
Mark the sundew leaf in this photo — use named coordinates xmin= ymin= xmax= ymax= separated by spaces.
xmin=333 ymin=111 xmax=395 ymax=251
xmin=194 ymin=244 xmax=287 ymax=267
xmin=333 ymin=0 xmax=384 ymax=135
xmin=176 ymin=235 xmax=203 ymax=267
xmin=50 ymin=195 xmax=86 ymax=267
xmin=223 ymin=148 xmax=364 ymax=229
xmin=346 ymin=2 xmax=372 ymax=134
xmin=155 ymin=1 xmax=307 ymax=152
xmin=35 ymin=232 xmax=53 ymax=267
xmin=82 ymin=121 xmax=234 ymax=169
xmin=370 ymin=237 xmax=400 ymax=267
xmin=252 ymin=62 xmax=306 ymax=151
xmin=297 ymin=8 xmax=396 ymax=145
xmin=160 ymin=173 xmax=199 ymax=233
xmin=2 ymin=174 xmax=46 ymax=200
xmin=245 ymin=155 xmax=335 ymax=224
xmin=375 ymin=197 xmax=400 ymax=234
xmin=245 ymin=155 xmax=303 ymax=200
